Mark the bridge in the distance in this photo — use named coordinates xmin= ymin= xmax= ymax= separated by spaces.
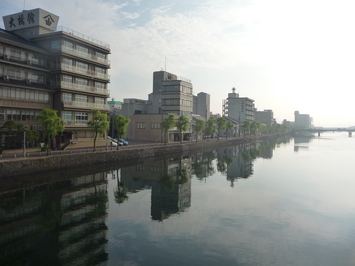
xmin=294 ymin=127 xmax=355 ymax=137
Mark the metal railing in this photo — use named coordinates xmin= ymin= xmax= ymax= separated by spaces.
xmin=56 ymin=26 xmax=110 ymax=49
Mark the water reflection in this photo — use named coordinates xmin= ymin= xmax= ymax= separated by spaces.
xmin=0 ymin=173 xmax=108 ymax=266
xmin=0 ymin=136 xmax=292 ymax=265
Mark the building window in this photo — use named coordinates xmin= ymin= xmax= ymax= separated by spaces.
xmin=95 ymin=82 xmax=105 ymax=89
xmin=151 ymin=122 xmax=161 ymax=129
xmin=63 ymin=75 xmax=73 ymax=83
xmin=75 ymin=112 xmax=88 ymax=125
xmin=95 ymin=97 xmax=105 ymax=105
xmin=62 ymin=93 xmax=72 ymax=101
xmin=51 ymin=40 xmax=61 ymax=50
xmin=75 ymin=95 xmax=87 ymax=102
xmin=76 ymin=45 xmax=88 ymax=56
xmin=62 ymin=111 xmax=72 ymax=120
xmin=76 ymin=77 xmax=88 ymax=86
xmin=0 ymin=109 xmax=4 ymax=122
xmin=63 ymin=40 xmax=74 ymax=51
xmin=137 ymin=122 xmax=145 ymax=129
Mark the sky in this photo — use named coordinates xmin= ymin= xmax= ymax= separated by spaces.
xmin=1 ymin=0 xmax=355 ymax=127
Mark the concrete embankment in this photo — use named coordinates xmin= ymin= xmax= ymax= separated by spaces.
xmin=0 ymin=138 xmax=254 ymax=178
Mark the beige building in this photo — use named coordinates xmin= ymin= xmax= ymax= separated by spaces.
xmin=1 ymin=8 xmax=110 ymax=148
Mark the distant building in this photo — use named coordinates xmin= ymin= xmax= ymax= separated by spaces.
xmin=107 ymin=100 xmax=122 ymax=115
xmin=193 ymin=92 xmax=210 ymax=120
xmin=222 ymin=87 xmax=255 ymax=123
xmin=148 ymin=70 xmax=193 ymax=117
xmin=294 ymin=111 xmax=313 ymax=130
xmin=255 ymin=109 xmax=274 ymax=125
xmin=1 ymin=8 xmax=111 ymax=147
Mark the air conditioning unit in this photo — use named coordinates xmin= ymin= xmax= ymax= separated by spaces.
xmin=3 ymin=75 xmax=9 ymax=81
xmin=26 ymin=79 xmax=31 ymax=84
xmin=26 ymin=60 xmax=32 ymax=65
xmin=3 ymin=54 xmax=9 ymax=60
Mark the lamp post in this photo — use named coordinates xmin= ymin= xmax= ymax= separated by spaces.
xmin=23 ymin=126 xmax=27 ymax=158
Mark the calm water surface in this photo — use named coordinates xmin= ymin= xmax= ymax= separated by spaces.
xmin=1 ymin=133 xmax=354 ymax=266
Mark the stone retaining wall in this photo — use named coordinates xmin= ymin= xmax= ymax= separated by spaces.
xmin=0 ymin=138 xmax=252 ymax=178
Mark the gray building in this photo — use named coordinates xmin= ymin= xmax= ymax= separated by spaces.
xmin=294 ymin=111 xmax=312 ymax=130
xmin=193 ymin=92 xmax=210 ymax=120
xmin=148 ymin=70 xmax=193 ymax=117
xmin=255 ymin=109 xmax=274 ymax=125
xmin=1 ymin=8 xmax=111 ymax=147
xmin=222 ymin=87 xmax=255 ymax=123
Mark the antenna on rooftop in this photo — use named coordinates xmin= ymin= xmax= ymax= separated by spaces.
xmin=23 ymin=0 xmax=26 ymax=10
xmin=165 ymin=55 xmax=167 ymax=71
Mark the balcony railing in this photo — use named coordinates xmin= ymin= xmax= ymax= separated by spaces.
xmin=53 ymin=63 xmax=110 ymax=80
xmin=63 ymin=101 xmax=109 ymax=111
xmin=63 ymin=120 xmax=88 ymax=126
xmin=54 ymin=46 xmax=110 ymax=66
xmin=60 ymin=81 xmax=109 ymax=96
xmin=56 ymin=26 xmax=110 ymax=49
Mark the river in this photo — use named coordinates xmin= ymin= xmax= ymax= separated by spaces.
xmin=0 ymin=132 xmax=354 ymax=266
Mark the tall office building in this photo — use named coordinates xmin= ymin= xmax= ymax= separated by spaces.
xmin=222 ymin=87 xmax=255 ymax=123
xmin=193 ymin=92 xmax=210 ymax=120
xmin=1 ymin=8 xmax=110 ymax=147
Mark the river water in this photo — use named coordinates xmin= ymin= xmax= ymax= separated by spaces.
xmin=1 ymin=133 xmax=354 ymax=266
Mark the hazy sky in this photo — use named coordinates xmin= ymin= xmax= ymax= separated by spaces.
xmin=1 ymin=0 xmax=355 ymax=126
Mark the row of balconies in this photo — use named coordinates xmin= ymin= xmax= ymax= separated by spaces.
xmin=58 ymin=46 xmax=110 ymax=66
xmin=60 ymin=81 xmax=110 ymax=96
xmin=53 ymin=63 xmax=110 ymax=80
xmin=63 ymin=100 xmax=109 ymax=111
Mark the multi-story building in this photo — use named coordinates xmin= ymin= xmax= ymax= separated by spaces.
xmin=148 ymin=70 xmax=193 ymax=117
xmin=255 ymin=109 xmax=274 ymax=125
xmin=294 ymin=111 xmax=312 ymax=130
xmin=193 ymin=92 xmax=210 ymax=120
xmin=1 ymin=8 xmax=110 ymax=146
xmin=222 ymin=87 xmax=254 ymax=123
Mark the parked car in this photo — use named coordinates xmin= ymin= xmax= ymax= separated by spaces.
xmin=117 ymin=138 xmax=128 ymax=146
xmin=110 ymin=140 xmax=118 ymax=147
xmin=108 ymin=136 xmax=123 ymax=146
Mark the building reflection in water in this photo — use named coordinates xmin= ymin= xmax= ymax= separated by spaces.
xmin=120 ymin=156 xmax=192 ymax=221
xmin=0 ymin=173 xmax=109 ymax=266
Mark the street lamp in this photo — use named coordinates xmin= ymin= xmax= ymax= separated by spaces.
xmin=23 ymin=126 xmax=27 ymax=158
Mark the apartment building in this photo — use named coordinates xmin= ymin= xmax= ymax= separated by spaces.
xmin=222 ymin=87 xmax=255 ymax=123
xmin=193 ymin=92 xmax=210 ymax=120
xmin=255 ymin=109 xmax=274 ymax=125
xmin=1 ymin=8 xmax=110 ymax=146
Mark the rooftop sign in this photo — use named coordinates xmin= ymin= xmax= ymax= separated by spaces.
xmin=2 ymin=8 xmax=59 ymax=31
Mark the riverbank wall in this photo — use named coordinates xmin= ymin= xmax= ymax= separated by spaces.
xmin=0 ymin=137 xmax=259 ymax=178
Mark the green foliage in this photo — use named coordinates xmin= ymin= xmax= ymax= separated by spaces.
xmin=0 ymin=120 xmax=24 ymax=149
xmin=242 ymin=120 xmax=251 ymax=136
xmin=176 ymin=115 xmax=190 ymax=143
xmin=226 ymin=121 xmax=234 ymax=139
xmin=193 ymin=119 xmax=205 ymax=142
xmin=36 ymin=109 xmax=64 ymax=155
xmin=216 ymin=117 xmax=227 ymax=140
xmin=161 ymin=114 xmax=175 ymax=144
xmin=114 ymin=181 xmax=129 ymax=204
xmin=160 ymin=174 xmax=175 ymax=190
xmin=205 ymin=116 xmax=216 ymax=139
xmin=114 ymin=115 xmax=130 ymax=138
xmin=87 ymin=109 xmax=109 ymax=151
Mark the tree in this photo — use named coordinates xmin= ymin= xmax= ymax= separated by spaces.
xmin=176 ymin=115 xmax=190 ymax=143
xmin=161 ymin=114 xmax=175 ymax=144
xmin=225 ymin=121 xmax=234 ymax=139
xmin=216 ymin=117 xmax=227 ymax=140
xmin=0 ymin=120 xmax=24 ymax=149
xmin=193 ymin=119 xmax=205 ymax=142
xmin=114 ymin=115 xmax=130 ymax=138
xmin=250 ymin=121 xmax=260 ymax=136
xmin=242 ymin=120 xmax=251 ymax=137
xmin=205 ymin=116 xmax=216 ymax=140
xmin=36 ymin=109 xmax=65 ymax=155
xmin=87 ymin=109 xmax=109 ymax=151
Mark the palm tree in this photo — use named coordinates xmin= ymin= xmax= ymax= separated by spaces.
xmin=225 ymin=121 xmax=234 ymax=139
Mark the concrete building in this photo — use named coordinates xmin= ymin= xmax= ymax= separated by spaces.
xmin=107 ymin=99 xmax=122 ymax=115
xmin=1 ymin=8 xmax=110 ymax=147
xmin=255 ymin=109 xmax=274 ymax=125
xmin=193 ymin=92 xmax=210 ymax=120
xmin=294 ymin=111 xmax=313 ymax=130
xmin=222 ymin=87 xmax=254 ymax=123
xmin=148 ymin=70 xmax=193 ymax=117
